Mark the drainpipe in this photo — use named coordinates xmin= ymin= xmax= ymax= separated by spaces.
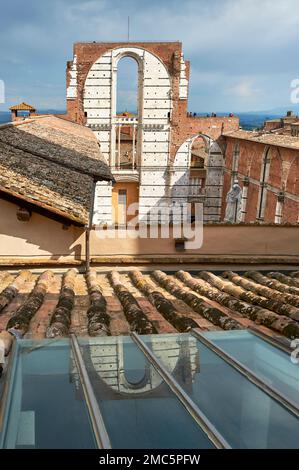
xmin=85 ymin=179 xmax=97 ymax=274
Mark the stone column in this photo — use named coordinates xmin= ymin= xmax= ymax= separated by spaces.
xmin=110 ymin=54 xmax=117 ymax=168
xmin=275 ymin=191 xmax=285 ymax=224
xmin=132 ymin=124 xmax=136 ymax=169
xmin=256 ymin=182 xmax=268 ymax=221
xmin=118 ymin=124 xmax=121 ymax=170
xmin=203 ymin=141 xmax=224 ymax=222
xmin=11 ymin=110 xmax=17 ymax=121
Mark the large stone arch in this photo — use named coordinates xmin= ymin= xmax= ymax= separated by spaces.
xmin=172 ymin=133 xmax=224 ymax=222
xmin=83 ymin=46 xmax=172 ymax=162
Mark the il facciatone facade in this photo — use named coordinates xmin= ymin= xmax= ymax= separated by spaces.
xmin=65 ymin=41 xmax=239 ymax=226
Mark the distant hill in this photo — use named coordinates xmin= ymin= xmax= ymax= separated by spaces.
xmin=237 ymin=113 xmax=280 ymax=130
xmin=1 ymin=106 xmax=297 ymax=131
xmin=246 ymin=105 xmax=299 ymax=116
xmin=0 ymin=111 xmax=11 ymax=124
xmin=0 ymin=110 xmax=278 ymax=130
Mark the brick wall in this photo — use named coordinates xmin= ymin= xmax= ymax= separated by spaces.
xmin=66 ymin=41 xmax=239 ymax=159
xmin=223 ymin=137 xmax=299 ymax=223
xmin=65 ymin=41 xmax=240 ymax=225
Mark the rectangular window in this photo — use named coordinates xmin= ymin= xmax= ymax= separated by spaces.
xmin=118 ymin=189 xmax=127 ymax=206
xmin=118 ymin=189 xmax=127 ymax=225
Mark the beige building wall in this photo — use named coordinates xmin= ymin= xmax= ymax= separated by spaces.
xmin=89 ymin=225 xmax=299 ymax=258
xmin=0 ymin=199 xmax=84 ymax=264
xmin=0 ymin=198 xmax=298 ymax=265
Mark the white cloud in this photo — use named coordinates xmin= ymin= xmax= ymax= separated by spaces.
xmin=1 ymin=0 xmax=299 ymax=111
xmin=227 ymin=80 xmax=260 ymax=98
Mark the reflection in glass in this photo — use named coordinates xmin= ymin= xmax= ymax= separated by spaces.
xmin=204 ymin=330 xmax=299 ymax=407
xmin=1 ymin=340 xmax=97 ymax=449
xmin=79 ymin=336 xmax=214 ymax=449
xmin=2 ymin=332 xmax=298 ymax=450
xmin=143 ymin=333 xmax=299 ymax=449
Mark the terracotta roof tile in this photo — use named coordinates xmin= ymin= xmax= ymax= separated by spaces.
xmin=0 ymin=268 xmax=296 ymax=342
xmin=224 ymin=129 xmax=299 ymax=151
xmin=0 ymin=116 xmax=113 ymax=224
xmin=9 ymin=102 xmax=36 ymax=111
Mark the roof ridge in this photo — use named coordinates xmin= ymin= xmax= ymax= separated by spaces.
xmin=9 ymin=102 xmax=36 ymax=111
xmin=0 ymin=114 xmax=52 ymax=131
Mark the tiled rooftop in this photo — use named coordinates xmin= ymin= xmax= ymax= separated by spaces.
xmin=0 ymin=267 xmax=298 ymax=450
xmin=0 ymin=268 xmax=298 ymax=341
xmin=9 ymin=102 xmax=36 ymax=111
xmin=223 ymin=129 xmax=299 ymax=150
xmin=0 ymin=116 xmax=112 ymax=224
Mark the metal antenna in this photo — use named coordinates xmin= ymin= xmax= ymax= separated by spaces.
xmin=128 ymin=16 xmax=130 ymax=41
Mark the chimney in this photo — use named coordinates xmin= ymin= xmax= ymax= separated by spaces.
xmin=286 ymin=110 xmax=293 ymax=117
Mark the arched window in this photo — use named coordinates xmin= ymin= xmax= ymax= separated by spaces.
xmin=115 ymin=57 xmax=139 ymax=170
xmin=189 ymin=136 xmax=207 ymax=196
xmin=121 ymin=340 xmax=150 ymax=390
xmin=116 ymin=57 xmax=138 ymax=114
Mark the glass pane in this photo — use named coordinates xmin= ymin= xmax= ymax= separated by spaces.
xmin=143 ymin=334 xmax=299 ymax=449
xmin=0 ymin=340 xmax=97 ymax=449
xmin=78 ymin=336 xmax=215 ymax=449
xmin=204 ymin=330 xmax=299 ymax=407
xmin=118 ymin=189 xmax=127 ymax=205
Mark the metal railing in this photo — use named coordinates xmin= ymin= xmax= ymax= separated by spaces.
xmin=70 ymin=334 xmax=111 ymax=449
xmin=248 ymin=326 xmax=292 ymax=355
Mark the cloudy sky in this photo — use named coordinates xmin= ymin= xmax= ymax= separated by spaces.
xmin=0 ymin=0 xmax=299 ymax=112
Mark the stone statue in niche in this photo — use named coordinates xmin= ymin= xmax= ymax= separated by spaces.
xmin=224 ymin=180 xmax=242 ymax=223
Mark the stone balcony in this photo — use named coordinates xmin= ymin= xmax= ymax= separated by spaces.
xmin=112 ymin=168 xmax=140 ymax=182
